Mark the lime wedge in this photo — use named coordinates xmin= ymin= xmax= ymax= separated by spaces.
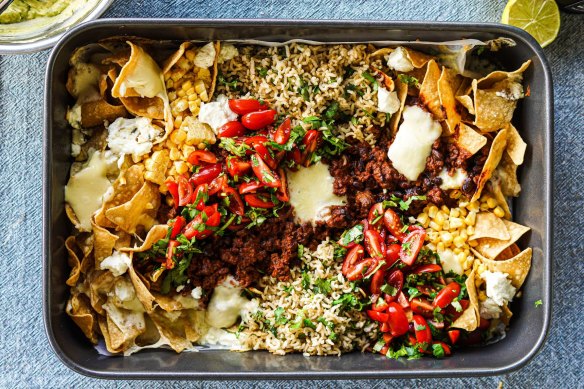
xmin=501 ymin=0 xmax=560 ymax=48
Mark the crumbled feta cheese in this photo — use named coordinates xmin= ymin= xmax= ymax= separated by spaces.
xmin=495 ymin=82 xmax=523 ymax=101
xmin=480 ymin=297 xmax=502 ymax=320
xmin=100 ymin=251 xmax=131 ymax=277
xmin=481 ymin=271 xmax=516 ymax=306
xmin=71 ymin=144 xmax=81 ymax=157
xmin=67 ymin=104 xmax=83 ymax=129
xmin=438 ymin=249 xmax=463 ymax=275
xmin=176 ymin=285 xmax=185 ymax=293
xmin=191 ymin=286 xmax=203 ymax=300
xmin=198 ymin=95 xmax=238 ymax=134
xmin=377 ymin=87 xmax=400 ymax=114
xmin=387 ymin=47 xmax=414 ymax=72
xmin=193 ymin=42 xmax=217 ymax=68
xmin=218 ymin=44 xmax=238 ymax=63
xmin=107 ymin=117 xmax=163 ymax=167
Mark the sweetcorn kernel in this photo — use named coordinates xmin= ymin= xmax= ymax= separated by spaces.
xmin=170 ymin=129 xmax=187 ymax=144
xmin=417 ymin=213 xmax=429 ymax=227
xmin=493 ymin=206 xmax=505 ymax=218
xmin=479 ymin=291 xmax=487 ymax=302
xmin=440 ymin=231 xmax=453 ymax=244
xmin=442 ymin=221 xmax=450 ymax=230
xmin=469 ymin=240 xmax=478 ymax=247
xmin=449 ymin=217 xmax=464 ymax=229
xmin=428 ymin=205 xmax=439 ymax=218
xmin=453 ymin=236 xmax=466 ymax=248
xmin=465 ymin=212 xmax=477 ymax=226
xmin=467 ymin=201 xmax=480 ymax=212
xmin=169 ymin=148 xmax=181 ymax=161
xmin=486 ymin=197 xmax=498 ymax=209
xmin=174 ymin=161 xmax=189 ymax=175
xmin=185 ymin=49 xmax=196 ymax=61
xmin=429 ymin=221 xmax=442 ymax=232
xmin=450 ymin=208 xmax=460 ymax=218
xmin=437 ymin=242 xmax=445 ymax=252
xmin=466 ymin=226 xmax=475 ymax=236
xmin=435 ymin=211 xmax=446 ymax=225
xmin=441 ymin=205 xmax=450 ymax=213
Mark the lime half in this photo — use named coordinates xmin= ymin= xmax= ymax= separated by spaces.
xmin=501 ymin=0 xmax=560 ymax=48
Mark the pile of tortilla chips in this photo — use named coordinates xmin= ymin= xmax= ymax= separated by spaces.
xmin=64 ymin=39 xmax=223 ymax=355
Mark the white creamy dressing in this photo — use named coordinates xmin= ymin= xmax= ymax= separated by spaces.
xmin=205 ymin=277 xmax=254 ymax=329
xmin=377 ymin=87 xmax=400 ymax=114
xmin=100 ymin=251 xmax=131 ymax=277
xmin=387 ymin=105 xmax=442 ymax=181
xmin=386 ymin=47 xmax=414 ymax=72
xmin=438 ymin=168 xmax=468 ymax=190
xmin=438 ymin=249 xmax=463 ymax=275
xmin=286 ymin=162 xmax=347 ymax=224
xmin=107 ymin=117 xmax=163 ymax=166
xmin=64 ymin=151 xmax=113 ymax=231
xmin=198 ymin=95 xmax=238 ymax=133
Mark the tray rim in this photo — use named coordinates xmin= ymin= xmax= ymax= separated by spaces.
xmin=43 ymin=18 xmax=553 ymax=380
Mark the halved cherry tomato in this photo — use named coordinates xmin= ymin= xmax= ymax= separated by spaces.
xmin=208 ymin=174 xmax=227 ymax=196
xmin=341 ymin=244 xmax=365 ymax=276
xmin=276 ymin=168 xmax=289 ymax=202
xmin=177 ymin=175 xmax=193 ymax=206
xmin=217 ymin=121 xmax=247 ymax=138
xmin=218 ymin=186 xmax=245 ymax=216
xmin=364 ymin=229 xmax=386 ymax=260
xmin=371 ymin=296 xmax=389 ymax=312
xmin=412 ymin=315 xmax=432 ymax=344
xmin=382 ymin=333 xmax=393 ymax=344
xmin=368 ymin=203 xmax=385 ymax=230
xmin=226 ymin=157 xmax=251 ymax=178
xmin=379 ymin=322 xmax=391 ymax=333
xmin=252 ymin=142 xmax=278 ymax=170
xmin=182 ymin=204 xmax=220 ymax=240
xmin=412 ymin=264 xmax=442 ymax=274
xmin=433 ymin=341 xmax=452 ymax=356
xmin=301 ymin=129 xmax=321 ymax=166
xmin=169 ymin=216 xmax=186 ymax=239
xmin=448 ymin=329 xmax=461 ymax=345
xmin=396 ymin=291 xmax=411 ymax=309
xmin=288 ymin=146 xmax=303 ymax=165
xmin=190 ymin=163 xmax=222 ymax=187
xmin=387 ymin=302 xmax=409 ymax=337
xmin=399 ymin=229 xmax=426 ymax=266
xmin=187 ymin=150 xmax=217 ymax=165
xmin=384 ymin=243 xmax=402 ymax=269
xmin=367 ymin=310 xmax=389 ymax=323
xmin=383 ymin=269 xmax=404 ymax=303
xmin=244 ymin=194 xmax=275 ymax=208
xmin=370 ymin=269 xmax=386 ymax=295
xmin=239 ymin=181 xmax=264 ymax=194
xmin=244 ymin=135 xmax=269 ymax=147
xmin=228 ymin=98 xmax=268 ymax=115
xmin=165 ymin=179 xmax=180 ymax=209
xmin=345 ymin=258 xmax=378 ymax=281
xmin=383 ymin=208 xmax=405 ymax=241
xmin=478 ymin=317 xmax=491 ymax=331
xmin=192 ymin=184 xmax=208 ymax=210
xmin=241 ymin=109 xmax=277 ymax=130
xmin=410 ymin=298 xmax=434 ymax=317
xmin=250 ymin=153 xmax=281 ymax=188
xmin=432 ymin=282 xmax=461 ymax=309
xmin=165 ymin=240 xmax=179 ymax=269
xmin=445 ymin=299 xmax=470 ymax=321
xmin=273 ymin=117 xmax=292 ymax=145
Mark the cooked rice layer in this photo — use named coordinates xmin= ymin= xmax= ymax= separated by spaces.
xmin=242 ymin=239 xmax=377 ymax=356
xmin=217 ymin=44 xmax=387 ymax=145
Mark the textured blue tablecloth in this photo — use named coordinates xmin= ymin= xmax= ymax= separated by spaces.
xmin=1 ymin=0 xmax=582 ymax=387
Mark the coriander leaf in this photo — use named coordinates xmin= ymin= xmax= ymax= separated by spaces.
xmin=297 ymin=244 xmax=305 ymax=258
xmin=274 ymin=307 xmax=288 ymax=325
xmin=381 ymin=283 xmax=398 ymax=296
xmin=397 ymin=74 xmax=420 ymax=88
xmin=339 ymin=224 xmax=364 ymax=246
xmin=432 ymin=343 xmax=445 ymax=358
xmin=301 ymin=271 xmax=311 ymax=290
xmin=373 ymin=339 xmax=386 ymax=352
xmin=313 ymin=278 xmax=332 ymax=295
xmin=535 ymin=299 xmax=543 ymax=308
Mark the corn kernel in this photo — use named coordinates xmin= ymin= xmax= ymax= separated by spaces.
xmin=182 ymin=145 xmax=196 ymax=159
xmin=465 ymin=212 xmax=477 ymax=226
xmin=493 ymin=206 xmax=505 ymax=218
xmin=182 ymin=80 xmax=193 ymax=91
xmin=459 ymin=201 xmax=469 ymax=208
xmin=144 ymin=158 xmax=154 ymax=171
xmin=167 ymin=82 xmax=175 ymax=92
xmin=479 ymin=291 xmax=487 ymax=302
xmin=185 ymin=49 xmax=196 ymax=61
xmin=467 ymin=201 xmax=480 ymax=212
xmin=417 ymin=213 xmax=429 ymax=226
xmin=450 ymin=230 xmax=459 ymax=238
xmin=486 ymin=197 xmax=498 ymax=209
xmin=440 ymin=205 xmax=450 ymax=213
xmin=453 ymin=236 xmax=466 ymax=248
xmin=177 ymin=89 xmax=187 ymax=98
xmin=449 ymin=217 xmax=464 ymax=229
xmin=459 ymin=208 xmax=468 ymax=217
xmin=169 ymin=148 xmax=181 ymax=161
xmin=427 ymin=231 xmax=438 ymax=242
xmin=437 ymin=242 xmax=445 ymax=252
xmin=459 ymin=231 xmax=469 ymax=241
xmin=428 ymin=205 xmax=439 ymax=218
xmin=435 ymin=211 xmax=446 ymax=226
xmin=449 ymin=208 xmax=460 ymax=218
xmin=159 ymin=185 xmax=168 ymax=194
xmin=174 ymin=161 xmax=189 ymax=175
xmin=170 ymin=129 xmax=187 ymax=144
xmin=440 ymin=231 xmax=453 ymax=244
xmin=469 ymin=240 xmax=478 ymax=247
xmin=466 ymin=226 xmax=475 ymax=236
xmin=177 ymin=57 xmax=191 ymax=70
xmin=429 ymin=221 xmax=442 ymax=232
xmin=199 ymin=90 xmax=209 ymax=102
xmin=456 ymin=252 xmax=466 ymax=264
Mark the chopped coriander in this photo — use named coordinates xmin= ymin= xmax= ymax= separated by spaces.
xmin=535 ymin=299 xmax=543 ymax=308
xmin=257 ymin=67 xmax=268 ymax=77
xmin=339 ymin=224 xmax=364 ymax=246
xmin=297 ymin=244 xmax=305 ymax=258
xmin=432 ymin=343 xmax=445 ymax=358
xmin=373 ymin=339 xmax=386 ymax=352
xmin=301 ymin=271 xmax=311 ymax=290
xmin=381 ymin=283 xmax=398 ymax=296
xmin=361 ymin=71 xmax=378 ymax=92
xmin=313 ymin=278 xmax=332 ymax=295
xmin=398 ymin=74 xmax=420 ymax=88
xmin=274 ymin=307 xmax=288 ymax=325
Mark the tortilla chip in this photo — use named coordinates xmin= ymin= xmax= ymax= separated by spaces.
xmin=144 ymin=149 xmax=170 ymax=186
xmin=208 ymin=42 xmax=220 ymax=100
xmin=103 ymin=307 xmax=145 ymax=353
xmin=162 ymin=41 xmax=191 ymax=74
xmin=114 ymin=231 xmax=132 ymax=250
xmin=128 ymin=262 xmax=156 ymax=313
xmin=505 ymin=123 xmax=527 ymax=166
xmin=476 ymin=60 xmax=531 ymax=89
xmin=473 ymin=82 xmax=519 ymax=132
xmin=438 ymin=67 xmax=463 ymax=135
xmin=105 ymin=181 xmax=160 ymax=234
xmin=119 ymin=96 xmax=164 ymax=120
xmin=371 ymin=66 xmax=394 ymax=91
xmin=471 ymin=129 xmax=508 ymax=202
xmin=451 ymin=269 xmax=479 ymax=331
xmin=494 ymin=152 xmax=522 ymax=197
xmin=456 ymin=94 xmax=475 ymax=115
xmin=456 ymin=123 xmax=487 ymax=156
xmin=496 ymin=243 xmax=521 ymax=261
xmin=91 ymin=220 xmax=118 ymax=269
xmin=473 ymin=247 xmax=532 ymax=289
xmin=95 ymin=164 xmax=145 ymax=227
xmin=486 ymin=179 xmax=512 ymax=220
xmin=80 ymin=99 xmax=128 ymax=128
xmin=66 ymin=293 xmax=99 ymax=344
xmin=75 ymin=127 xmax=108 ymax=162
xmin=88 ymin=270 xmax=116 ymax=315
xmin=121 ymin=224 xmax=168 ymax=253
xmin=148 ymin=309 xmax=194 ymax=353
xmin=402 ymin=47 xmax=434 ymax=68
xmin=65 ymin=236 xmax=83 ymax=286
xmin=470 ymin=212 xmax=510 ymax=241
xmin=370 ymin=47 xmax=393 ymax=58
xmin=419 ymin=60 xmax=444 ymax=120
xmin=389 ymin=77 xmax=409 ymax=136
xmin=474 ymin=220 xmax=530 ymax=259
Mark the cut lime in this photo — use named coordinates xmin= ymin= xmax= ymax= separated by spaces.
xmin=501 ymin=0 xmax=560 ymax=48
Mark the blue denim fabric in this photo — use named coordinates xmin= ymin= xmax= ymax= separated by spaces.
xmin=0 ymin=0 xmax=582 ymax=387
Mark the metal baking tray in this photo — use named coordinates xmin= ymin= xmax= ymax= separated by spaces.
xmin=43 ymin=19 xmax=553 ymax=379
